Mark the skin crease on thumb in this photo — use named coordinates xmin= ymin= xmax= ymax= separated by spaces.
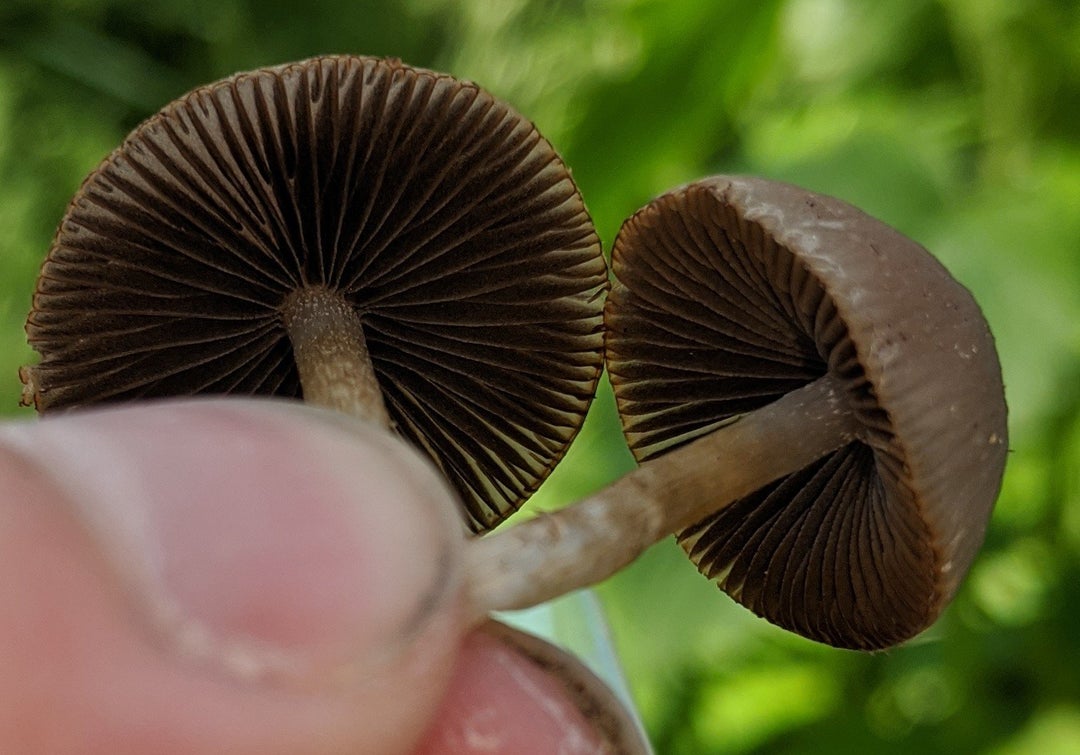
xmin=0 ymin=398 xmax=470 ymax=755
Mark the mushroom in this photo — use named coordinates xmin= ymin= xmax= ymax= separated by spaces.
xmin=466 ymin=176 xmax=1008 ymax=650
xmin=20 ymin=56 xmax=1007 ymax=651
xmin=21 ymin=55 xmax=607 ymax=534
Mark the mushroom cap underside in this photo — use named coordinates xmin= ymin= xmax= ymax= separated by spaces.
xmin=23 ymin=55 xmax=607 ymax=533
xmin=605 ymin=176 xmax=1007 ymax=649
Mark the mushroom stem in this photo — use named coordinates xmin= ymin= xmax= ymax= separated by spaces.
xmin=465 ymin=372 xmax=861 ymax=616
xmin=281 ymin=286 xmax=392 ymax=428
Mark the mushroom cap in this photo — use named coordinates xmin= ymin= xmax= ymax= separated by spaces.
xmin=22 ymin=55 xmax=607 ymax=533
xmin=605 ymin=176 xmax=1008 ymax=649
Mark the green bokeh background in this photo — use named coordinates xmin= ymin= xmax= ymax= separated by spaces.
xmin=2 ymin=1 xmax=1078 ymax=752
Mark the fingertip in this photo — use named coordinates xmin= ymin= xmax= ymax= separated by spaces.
xmin=415 ymin=621 xmax=649 ymax=754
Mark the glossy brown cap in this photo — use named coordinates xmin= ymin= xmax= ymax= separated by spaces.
xmin=605 ymin=176 xmax=1008 ymax=649
xmin=22 ymin=56 xmax=607 ymax=533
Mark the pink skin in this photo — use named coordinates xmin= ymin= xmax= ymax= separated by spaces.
xmin=417 ymin=630 xmax=611 ymax=753
xmin=0 ymin=400 xmax=608 ymax=754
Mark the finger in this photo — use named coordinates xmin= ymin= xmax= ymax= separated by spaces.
xmin=415 ymin=621 xmax=649 ymax=754
xmin=0 ymin=399 xmax=466 ymax=755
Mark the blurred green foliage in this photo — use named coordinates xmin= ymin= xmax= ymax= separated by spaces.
xmin=2 ymin=0 xmax=1078 ymax=752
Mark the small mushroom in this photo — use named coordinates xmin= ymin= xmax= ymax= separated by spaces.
xmin=467 ymin=176 xmax=1007 ymax=650
xmin=21 ymin=55 xmax=607 ymax=534
xmin=21 ymin=57 xmax=1007 ymax=651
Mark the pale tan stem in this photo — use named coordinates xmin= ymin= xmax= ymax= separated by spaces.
xmin=282 ymin=286 xmax=392 ymax=428
xmin=464 ymin=372 xmax=861 ymax=618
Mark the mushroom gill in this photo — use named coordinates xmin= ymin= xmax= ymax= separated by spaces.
xmin=22 ymin=56 xmax=608 ymax=533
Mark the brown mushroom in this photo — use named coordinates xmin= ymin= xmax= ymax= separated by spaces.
xmin=20 ymin=57 xmax=1007 ymax=650
xmin=20 ymin=55 xmax=607 ymax=534
xmin=466 ymin=176 xmax=1007 ymax=651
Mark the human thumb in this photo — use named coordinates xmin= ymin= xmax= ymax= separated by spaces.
xmin=0 ymin=398 xmax=466 ymax=755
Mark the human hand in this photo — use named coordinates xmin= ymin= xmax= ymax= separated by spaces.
xmin=0 ymin=399 xmax=621 ymax=754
